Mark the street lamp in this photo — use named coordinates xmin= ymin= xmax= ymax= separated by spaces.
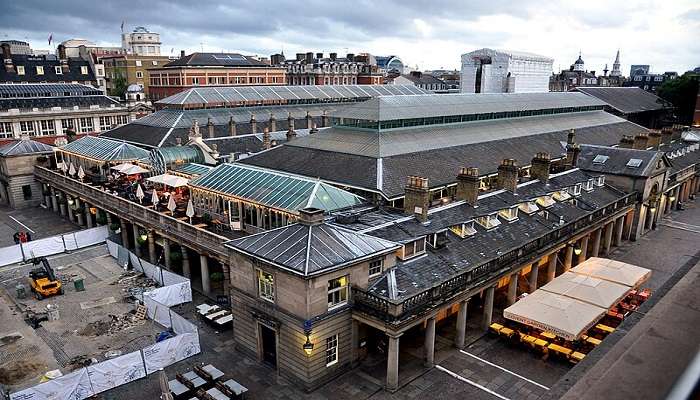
xmin=569 ymin=243 xmax=582 ymax=256
xmin=67 ymin=198 xmax=74 ymax=206
xmin=303 ymin=334 xmax=314 ymax=356
xmin=669 ymin=195 xmax=676 ymax=202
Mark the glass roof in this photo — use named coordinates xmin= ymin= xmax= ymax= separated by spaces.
xmin=190 ymin=163 xmax=365 ymax=213
xmin=172 ymin=162 xmax=213 ymax=176
xmin=0 ymin=83 xmax=102 ymax=99
xmin=60 ymin=136 xmax=149 ymax=161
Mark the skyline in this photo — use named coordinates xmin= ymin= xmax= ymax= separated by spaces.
xmin=1 ymin=0 xmax=698 ymax=75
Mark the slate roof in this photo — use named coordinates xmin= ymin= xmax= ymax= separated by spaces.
xmin=663 ymin=141 xmax=700 ymax=175
xmin=0 ymin=55 xmax=96 ymax=84
xmin=163 ymin=53 xmax=270 ymax=68
xmin=0 ymin=83 xmax=101 ymax=98
xmin=225 ymin=222 xmax=400 ymax=276
xmin=577 ymin=144 xmax=668 ymax=177
xmin=576 ymin=87 xmax=668 ymax=114
xmin=0 ymin=138 xmax=54 ymax=156
xmin=332 ymin=92 xmax=605 ymax=121
xmin=59 ymin=136 xmax=150 ymax=161
xmin=189 ymin=163 xmax=366 ymax=213
xmin=398 ymin=74 xmax=446 ymax=86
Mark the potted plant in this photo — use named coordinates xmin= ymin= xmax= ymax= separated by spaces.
xmin=96 ymin=211 xmax=108 ymax=225
xmin=109 ymin=222 xmax=120 ymax=232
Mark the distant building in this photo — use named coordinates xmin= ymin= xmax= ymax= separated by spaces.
xmin=425 ymin=70 xmax=460 ymax=91
xmin=0 ymin=43 xmax=98 ymax=87
xmin=460 ymin=48 xmax=553 ymax=93
xmin=148 ymin=52 xmax=286 ymax=100
xmin=624 ymin=70 xmax=678 ymax=93
xmin=0 ymin=40 xmax=32 ymax=55
xmin=121 ymin=26 xmax=161 ymax=56
xmin=124 ymin=83 xmax=154 ymax=119
xmin=270 ymin=52 xmax=383 ymax=85
xmin=393 ymin=71 xmax=448 ymax=92
xmin=630 ymin=65 xmax=650 ymax=77
xmin=0 ymin=136 xmax=54 ymax=208
xmin=549 ymin=52 xmax=624 ymax=92
xmin=101 ymin=54 xmax=173 ymax=99
xmin=60 ymin=38 xmax=124 ymax=58
xmin=576 ymin=87 xmax=671 ymax=129
xmin=375 ymin=55 xmax=405 ymax=75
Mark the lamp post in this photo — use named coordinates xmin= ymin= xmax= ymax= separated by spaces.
xmin=303 ymin=320 xmax=314 ymax=356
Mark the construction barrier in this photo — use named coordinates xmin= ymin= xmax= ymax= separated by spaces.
xmin=0 ymin=226 xmax=110 ymax=267
xmin=9 ymin=239 xmax=200 ymax=400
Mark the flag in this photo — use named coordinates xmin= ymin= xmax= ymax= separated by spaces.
xmin=48 ymin=33 xmax=53 ymax=46
xmin=120 ymin=20 xmax=125 ymax=33
xmin=170 ymin=47 xmax=174 ymax=54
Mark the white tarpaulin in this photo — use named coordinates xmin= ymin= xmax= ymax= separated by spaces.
xmin=142 ymin=333 xmax=201 ymax=374
xmin=171 ymin=311 xmax=198 ymax=335
xmin=62 ymin=233 xmax=79 ymax=251
xmin=540 ymin=271 xmax=630 ymax=309
xmin=144 ymin=295 xmax=171 ymax=328
xmin=86 ymin=351 xmax=146 ymax=395
xmin=140 ymin=260 xmax=163 ymax=285
xmin=107 ymin=240 xmax=119 ymax=258
xmin=20 ymin=236 xmax=65 ymax=259
xmin=10 ymin=368 xmax=94 ymax=400
xmin=73 ymin=226 xmax=109 ymax=248
xmin=0 ymin=244 xmax=23 ymax=267
xmin=571 ymin=257 xmax=651 ymax=288
xmin=162 ymin=268 xmax=187 ymax=286
xmin=129 ymin=252 xmax=143 ymax=271
xmin=147 ymin=174 xmax=189 ymax=188
xmin=145 ymin=281 xmax=191 ymax=307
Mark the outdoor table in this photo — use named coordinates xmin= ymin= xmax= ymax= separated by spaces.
xmin=168 ymin=379 xmax=189 ymax=396
xmin=582 ymin=335 xmax=602 ymax=346
xmin=205 ymin=388 xmax=229 ymax=400
xmin=595 ymin=324 xmax=615 ymax=334
xmin=547 ymin=343 xmax=572 ymax=356
xmin=499 ymin=327 xmax=515 ymax=338
xmin=197 ymin=304 xmax=219 ymax=315
xmin=215 ymin=314 xmax=233 ymax=325
xmin=201 ymin=364 xmax=225 ymax=381
xmin=182 ymin=371 xmax=207 ymax=389
xmin=223 ymin=379 xmax=248 ymax=397
xmin=540 ymin=331 xmax=557 ymax=340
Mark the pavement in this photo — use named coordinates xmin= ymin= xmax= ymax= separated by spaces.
xmin=0 ymin=205 xmax=79 ymax=248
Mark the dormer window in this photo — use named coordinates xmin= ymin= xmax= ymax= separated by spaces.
xmin=55 ymin=66 xmax=62 ymax=75
xmin=553 ymin=189 xmax=571 ymax=201
xmin=402 ymin=237 xmax=426 ymax=259
xmin=518 ymin=201 xmax=539 ymax=215
xmin=450 ymin=221 xmax=477 ymax=238
xmin=427 ymin=230 xmax=449 ymax=248
xmin=583 ymin=179 xmax=594 ymax=191
xmin=476 ymin=213 xmax=501 ymax=230
xmin=498 ymin=206 xmax=519 ymax=222
xmin=595 ymin=176 xmax=605 ymax=186
xmin=536 ymin=194 xmax=555 ymax=208
xmin=568 ymin=183 xmax=582 ymax=197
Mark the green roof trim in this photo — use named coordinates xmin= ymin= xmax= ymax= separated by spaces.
xmin=190 ymin=163 xmax=365 ymax=213
xmin=60 ymin=135 xmax=149 ymax=161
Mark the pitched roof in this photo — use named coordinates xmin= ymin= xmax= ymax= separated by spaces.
xmin=0 ymin=138 xmax=53 ymax=156
xmin=576 ymin=87 xmax=668 ymax=114
xmin=398 ymin=73 xmax=445 ymax=86
xmin=0 ymin=55 xmax=96 ymax=83
xmin=331 ymin=92 xmax=606 ymax=121
xmin=189 ymin=163 xmax=365 ymax=213
xmin=225 ymin=221 xmax=400 ymax=276
xmin=164 ymin=53 xmax=270 ymax=68
xmin=60 ymin=136 xmax=149 ymax=161
xmin=577 ymin=144 xmax=668 ymax=177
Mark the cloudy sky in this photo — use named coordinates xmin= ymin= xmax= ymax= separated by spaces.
xmin=1 ymin=0 xmax=698 ymax=74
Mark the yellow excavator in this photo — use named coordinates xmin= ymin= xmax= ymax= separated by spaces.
xmin=28 ymin=257 xmax=63 ymax=300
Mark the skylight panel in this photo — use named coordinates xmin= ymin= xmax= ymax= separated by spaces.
xmin=592 ymin=155 xmax=609 ymax=164
xmin=626 ymin=158 xmax=643 ymax=168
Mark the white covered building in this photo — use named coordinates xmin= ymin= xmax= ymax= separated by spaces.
xmin=460 ymin=48 xmax=553 ymax=93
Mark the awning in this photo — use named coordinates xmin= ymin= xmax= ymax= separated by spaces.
xmin=111 ymin=163 xmax=149 ymax=175
xmin=571 ymin=257 xmax=651 ymax=288
xmin=504 ymin=290 xmax=605 ymax=341
xmin=147 ymin=173 xmax=189 ymax=188
xmin=539 ymin=271 xmax=629 ymax=309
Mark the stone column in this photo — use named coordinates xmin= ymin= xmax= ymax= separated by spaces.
xmin=163 ymin=238 xmax=171 ymax=270
xmin=120 ymin=220 xmax=129 ymax=247
xmin=590 ymin=229 xmax=602 ymax=258
xmin=75 ymin=199 xmax=84 ymax=226
xmin=67 ymin=198 xmax=74 ymax=223
xmin=528 ymin=263 xmax=538 ymax=293
xmin=106 ymin=213 xmax=113 ymax=227
xmin=58 ymin=197 xmax=67 ymax=217
xmin=351 ymin=319 xmax=360 ymax=366
xmin=614 ymin=216 xmax=624 ymax=247
xmin=132 ymin=224 xmax=142 ymax=257
xmin=147 ymin=231 xmax=156 ymax=263
xmin=577 ymin=235 xmax=589 ymax=264
xmin=481 ymin=286 xmax=495 ymax=331
xmin=43 ymin=184 xmax=51 ymax=208
xmin=455 ymin=300 xmax=468 ymax=349
xmin=424 ymin=317 xmax=436 ymax=368
xmin=200 ymin=254 xmax=211 ymax=294
xmin=506 ymin=272 xmax=518 ymax=305
xmin=564 ymin=246 xmax=574 ymax=272
xmin=50 ymin=188 xmax=59 ymax=212
xmin=386 ymin=334 xmax=401 ymax=392
xmin=181 ymin=246 xmax=191 ymax=278
xmin=84 ymin=203 xmax=93 ymax=228
xmin=603 ymin=222 xmax=614 ymax=255
xmin=546 ymin=252 xmax=557 ymax=282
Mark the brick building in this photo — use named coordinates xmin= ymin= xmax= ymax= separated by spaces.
xmin=101 ymin=54 xmax=173 ymax=99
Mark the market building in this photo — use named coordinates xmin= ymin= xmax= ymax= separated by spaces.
xmin=460 ymin=48 xmax=553 ymax=93
xmin=575 ymin=86 xmax=671 ymax=128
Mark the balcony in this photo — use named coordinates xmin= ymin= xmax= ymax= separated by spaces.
xmin=351 ymin=192 xmax=636 ymax=327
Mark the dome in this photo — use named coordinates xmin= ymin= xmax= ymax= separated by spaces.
xmin=127 ymin=84 xmax=143 ymax=93
xmin=574 ymin=55 xmax=584 ymax=65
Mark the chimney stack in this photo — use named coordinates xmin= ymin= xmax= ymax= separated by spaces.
xmin=346 ymin=53 xmax=355 ymax=61
xmin=305 ymin=52 xmax=313 ymax=64
xmin=456 ymin=167 xmax=480 ymax=206
xmin=404 ymin=176 xmax=430 ymax=222
xmin=286 ymin=112 xmax=296 ymax=141
xmin=180 ymin=50 xmax=186 ymax=58
xmin=228 ymin=116 xmax=237 ymax=136
xmin=262 ymin=128 xmax=271 ymax=150
xmin=268 ymin=113 xmax=276 ymax=132
xmin=207 ymin=117 xmax=215 ymax=138
xmin=648 ymin=130 xmax=662 ymax=148
xmin=1 ymin=43 xmax=13 ymax=73
xmin=497 ymin=159 xmax=519 ymax=193
xmin=567 ymin=128 xmax=576 ymax=145
xmin=671 ymin=124 xmax=683 ymax=140
xmin=250 ymin=113 xmax=257 ymax=134
xmin=530 ymin=152 xmax=551 ymax=183
xmin=633 ymin=133 xmax=649 ymax=150
xmin=619 ymin=135 xmax=635 ymax=148
xmin=306 ymin=111 xmax=313 ymax=129
xmin=298 ymin=207 xmax=325 ymax=226
xmin=58 ymin=44 xmax=69 ymax=74
xmin=330 ymin=52 xmax=337 ymax=61
xmin=316 ymin=52 xmax=323 ymax=59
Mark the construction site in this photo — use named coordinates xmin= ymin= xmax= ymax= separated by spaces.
xmin=0 ymin=245 xmax=164 ymax=395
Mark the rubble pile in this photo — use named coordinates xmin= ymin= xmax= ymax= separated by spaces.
xmin=78 ymin=310 xmax=144 ymax=337
xmin=114 ymin=271 xmax=158 ymax=300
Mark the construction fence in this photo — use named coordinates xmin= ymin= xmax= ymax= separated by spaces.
xmin=9 ymin=240 xmax=201 ymax=400
xmin=0 ymin=226 xmax=110 ymax=268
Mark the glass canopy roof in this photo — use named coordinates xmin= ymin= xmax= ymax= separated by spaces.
xmin=60 ymin=136 xmax=150 ymax=161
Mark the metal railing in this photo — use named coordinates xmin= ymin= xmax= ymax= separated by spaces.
xmin=35 ymin=166 xmax=229 ymax=259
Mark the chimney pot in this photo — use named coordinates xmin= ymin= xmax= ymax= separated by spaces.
xmin=228 ymin=116 xmax=237 ymax=136
xmin=404 ymin=175 xmax=430 ymax=222
xmin=457 ymin=167 xmax=480 ymax=206
xmin=633 ymin=133 xmax=649 ymax=150
xmin=497 ymin=159 xmax=519 ymax=192
xmin=531 ymin=152 xmax=551 ymax=183
xmin=263 ymin=128 xmax=271 ymax=150
xmin=298 ymin=207 xmax=325 ymax=225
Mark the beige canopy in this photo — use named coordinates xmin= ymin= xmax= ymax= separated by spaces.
xmin=571 ymin=257 xmax=651 ymax=288
xmin=147 ymin=173 xmax=189 ymax=188
xmin=504 ymin=290 xmax=605 ymax=341
xmin=539 ymin=272 xmax=630 ymax=309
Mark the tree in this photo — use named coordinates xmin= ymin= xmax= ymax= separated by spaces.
xmin=657 ymin=72 xmax=699 ymax=125
xmin=111 ymin=71 xmax=128 ymax=100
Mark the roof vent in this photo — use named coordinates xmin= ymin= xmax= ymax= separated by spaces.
xmin=298 ymin=207 xmax=325 ymax=226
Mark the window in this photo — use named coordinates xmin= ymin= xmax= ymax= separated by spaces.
xmin=536 ymin=194 xmax=555 ymax=208
xmin=0 ymin=122 xmax=13 ymax=138
xmin=403 ymin=238 xmax=426 ymax=258
xmin=136 ymin=71 xmax=143 ymax=79
xmin=135 ymin=60 xmax=142 ymax=67
xmin=61 ymin=119 xmax=75 ymax=134
xmin=19 ymin=121 xmax=35 ymax=135
xmin=518 ymin=201 xmax=539 ymax=215
xmin=568 ymin=183 xmax=582 ymax=196
xmin=80 ymin=66 xmax=88 ymax=75
xmin=325 ymin=334 xmax=338 ymax=366
xmin=498 ymin=206 xmax=519 ymax=222
xmin=38 ymin=120 xmax=55 ymax=136
xmin=152 ymin=60 xmax=158 ymax=66
xmin=592 ymin=155 xmax=609 ymax=164
xmin=99 ymin=116 xmax=112 ymax=130
xmin=36 ymin=66 xmax=44 ymax=75
xmin=476 ymin=213 xmax=501 ymax=229
xmin=634 ymin=76 xmax=642 ymax=81
xmin=257 ymin=269 xmax=275 ymax=302
xmin=192 ymin=77 xmax=200 ymax=85
xmin=583 ymin=179 xmax=594 ymax=191
xmin=17 ymin=66 xmax=25 ymax=75
xmin=553 ymin=189 xmax=572 ymax=201
xmin=368 ymin=259 xmax=383 ymax=277
xmin=79 ymin=117 xmax=94 ymax=133
xmin=595 ymin=176 xmax=605 ymax=186
xmin=22 ymin=185 xmax=32 ymax=200
xmin=327 ymin=276 xmax=348 ymax=309
xmin=450 ymin=221 xmax=477 ymax=238
xmin=54 ymin=66 xmax=62 ymax=75
xmin=627 ymin=158 xmax=643 ymax=168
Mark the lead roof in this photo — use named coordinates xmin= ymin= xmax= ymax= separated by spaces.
xmin=576 ymin=87 xmax=668 ymax=114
